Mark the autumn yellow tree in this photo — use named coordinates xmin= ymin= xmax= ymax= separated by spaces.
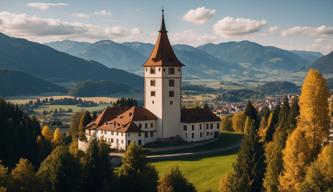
xmin=41 ymin=125 xmax=53 ymax=141
xmin=218 ymin=173 xmax=233 ymax=192
xmin=232 ymin=112 xmax=245 ymax=132
xmin=52 ymin=128 xmax=62 ymax=145
xmin=297 ymin=144 xmax=333 ymax=191
xmin=279 ymin=127 xmax=312 ymax=191
xmin=298 ymin=69 xmax=330 ymax=155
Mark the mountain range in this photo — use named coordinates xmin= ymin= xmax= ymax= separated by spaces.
xmin=46 ymin=39 xmax=324 ymax=81
xmin=0 ymin=33 xmax=142 ymax=87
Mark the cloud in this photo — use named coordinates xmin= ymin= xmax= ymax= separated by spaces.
xmin=93 ymin=10 xmax=112 ymax=16
xmin=183 ymin=7 xmax=216 ymax=24
xmin=71 ymin=13 xmax=90 ymax=19
xmin=281 ymin=25 xmax=333 ymax=36
xmin=27 ymin=2 xmax=68 ymax=10
xmin=168 ymin=30 xmax=219 ymax=46
xmin=0 ymin=11 xmax=144 ymax=42
xmin=213 ymin=17 xmax=267 ymax=37
xmin=268 ymin=26 xmax=280 ymax=33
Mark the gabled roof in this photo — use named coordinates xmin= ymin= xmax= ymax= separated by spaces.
xmin=86 ymin=106 xmax=130 ymax=128
xmin=88 ymin=106 xmax=157 ymax=133
xmin=144 ymin=10 xmax=184 ymax=67
xmin=181 ymin=108 xmax=221 ymax=123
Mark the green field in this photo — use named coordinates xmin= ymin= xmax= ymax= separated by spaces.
xmin=151 ymin=154 xmax=236 ymax=192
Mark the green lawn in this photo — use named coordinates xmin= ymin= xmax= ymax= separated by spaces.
xmin=151 ymin=154 xmax=236 ymax=192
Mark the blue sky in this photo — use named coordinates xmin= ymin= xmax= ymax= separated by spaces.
xmin=0 ymin=0 xmax=332 ymax=53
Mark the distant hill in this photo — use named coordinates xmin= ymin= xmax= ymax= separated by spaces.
xmin=257 ymin=81 xmax=299 ymax=95
xmin=198 ymin=41 xmax=309 ymax=71
xmin=47 ymin=40 xmax=147 ymax=73
xmin=308 ymin=51 xmax=333 ymax=73
xmin=68 ymin=80 xmax=137 ymax=97
xmin=0 ymin=33 xmax=143 ymax=87
xmin=292 ymin=50 xmax=323 ymax=64
xmin=325 ymin=78 xmax=333 ymax=90
xmin=0 ymin=69 xmax=66 ymax=97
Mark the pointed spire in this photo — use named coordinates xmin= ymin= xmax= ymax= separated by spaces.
xmin=143 ymin=8 xmax=184 ymax=67
xmin=159 ymin=8 xmax=167 ymax=33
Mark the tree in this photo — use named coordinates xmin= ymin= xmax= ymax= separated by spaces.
xmin=243 ymin=116 xmax=253 ymax=135
xmin=37 ymin=146 xmax=81 ymax=192
xmin=232 ymin=112 xmax=245 ymax=132
xmin=263 ymin=98 xmax=290 ymax=192
xmin=52 ymin=128 xmax=62 ymax=145
xmin=0 ymin=162 xmax=8 ymax=189
xmin=298 ymin=69 xmax=330 ymax=156
xmin=81 ymin=139 xmax=114 ymax=192
xmin=219 ymin=173 xmax=233 ymax=192
xmin=244 ymin=101 xmax=259 ymax=129
xmin=158 ymin=167 xmax=196 ymax=192
xmin=228 ymin=122 xmax=265 ymax=192
xmin=118 ymin=143 xmax=158 ymax=192
xmin=79 ymin=111 xmax=91 ymax=139
xmin=221 ymin=115 xmax=233 ymax=132
xmin=68 ymin=111 xmax=85 ymax=139
xmin=298 ymin=144 xmax=333 ymax=191
xmin=288 ymin=96 xmax=299 ymax=130
xmin=263 ymin=104 xmax=280 ymax=143
xmin=0 ymin=99 xmax=42 ymax=168
xmin=10 ymin=158 xmax=36 ymax=192
xmin=279 ymin=127 xmax=312 ymax=191
xmin=41 ymin=125 xmax=53 ymax=141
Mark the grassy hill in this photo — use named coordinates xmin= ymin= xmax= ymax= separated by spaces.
xmin=68 ymin=80 xmax=138 ymax=97
xmin=0 ymin=69 xmax=66 ymax=97
xmin=0 ymin=33 xmax=143 ymax=87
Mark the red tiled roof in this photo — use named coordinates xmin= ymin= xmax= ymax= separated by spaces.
xmin=86 ymin=106 xmax=131 ymax=128
xmin=181 ymin=108 xmax=221 ymax=123
xmin=88 ymin=106 xmax=157 ymax=133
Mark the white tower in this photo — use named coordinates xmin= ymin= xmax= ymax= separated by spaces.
xmin=144 ymin=10 xmax=184 ymax=139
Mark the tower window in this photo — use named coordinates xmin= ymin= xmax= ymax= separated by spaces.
xmin=151 ymin=91 xmax=156 ymax=96
xmin=168 ymin=68 xmax=175 ymax=74
xmin=158 ymin=68 xmax=161 ymax=71
xmin=169 ymin=79 xmax=174 ymax=87
xmin=169 ymin=91 xmax=174 ymax=97
xmin=150 ymin=80 xmax=156 ymax=86
xmin=170 ymin=101 xmax=173 ymax=105
xmin=150 ymin=68 xmax=156 ymax=74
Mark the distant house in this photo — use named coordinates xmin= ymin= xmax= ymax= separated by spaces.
xmin=79 ymin=10 xmax=220 ymax=151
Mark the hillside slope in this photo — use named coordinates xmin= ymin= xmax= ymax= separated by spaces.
xmin=0 ymin=69 xmax=66 ymax=97
xmin=308 ymin=51 xmax=333 ymax=73
xmin=0 ymin=33 xmax=143 ymax=87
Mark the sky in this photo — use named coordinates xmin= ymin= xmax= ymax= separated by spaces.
xmin=0 ymin=0 xmax=332 ymax=54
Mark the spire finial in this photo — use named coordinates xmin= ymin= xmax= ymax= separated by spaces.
xmin=159 ymin=7 xmax=167 ymax=33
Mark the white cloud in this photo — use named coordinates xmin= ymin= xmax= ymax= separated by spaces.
xmin=183 ymin=7 xmax=216 ymax=24
xmin=168 ymin=30 xmax=219 ymax=46
xmin=71 ymin=13 xmax=90 ymax=19
xmin=0 ymin=11 xmax=144 ymax=42
xmin=281 ymin=25 xmax=333 ymax=36
xmin=213 ymin=17 xmax=267 ymax=37
xmin=268 ymin=26 xmax=280 ymax=33
xmin=93 ymin=10 xmax=112 ymax=16
xmin=27 ymin=2 xmax=68 ymax=10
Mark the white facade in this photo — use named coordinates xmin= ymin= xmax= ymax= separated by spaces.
xmin=180 ymin=122 xmax=220 ymax=142
xmin=144 ymin=66 xmax=182 ymax=138
xmin=85 ymin=120 xmax=158 ymax=151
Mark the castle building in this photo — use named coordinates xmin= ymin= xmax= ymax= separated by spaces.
xmin=81 ymin=10 xmax=220 ymax=150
